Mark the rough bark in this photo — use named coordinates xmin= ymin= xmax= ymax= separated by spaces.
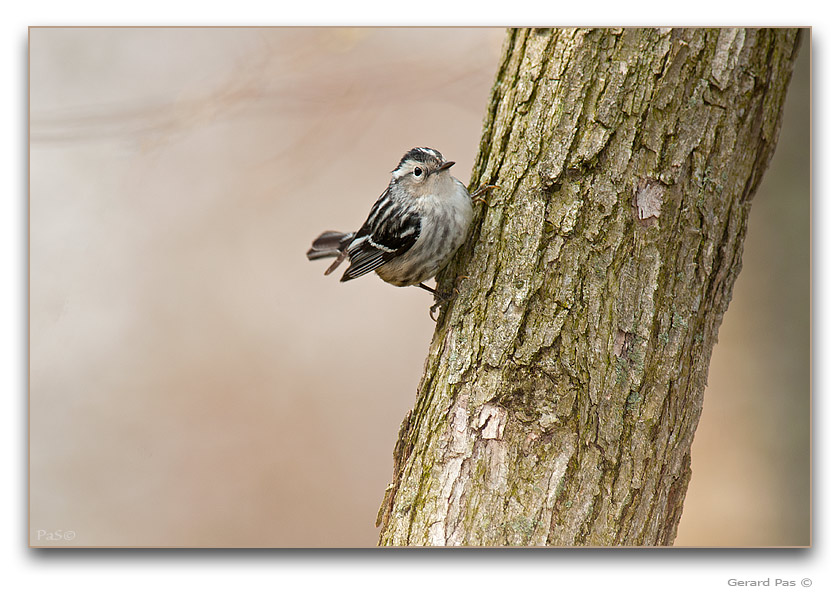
xmin=377 ymin=27 xmax=801 ymax=546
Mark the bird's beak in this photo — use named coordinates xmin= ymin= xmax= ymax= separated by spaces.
xmin=437 ymin=161 xmax=455 ymax=172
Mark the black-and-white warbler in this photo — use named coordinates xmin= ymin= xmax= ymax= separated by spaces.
xmin=307 ymin=147 xmax=490 ymax=309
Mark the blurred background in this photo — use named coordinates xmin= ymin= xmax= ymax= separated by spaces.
xmin=29 ymin=28 xmax=810 ymax=547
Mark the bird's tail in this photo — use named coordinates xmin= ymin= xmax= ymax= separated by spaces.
xmin=306 ymin=231 xmax=355 ymax=275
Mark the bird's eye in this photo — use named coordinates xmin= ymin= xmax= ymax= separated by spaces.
xmin=413 ymin=167 xmax=423 ymax=177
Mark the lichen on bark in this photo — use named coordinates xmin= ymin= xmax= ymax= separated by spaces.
xmin=377 ymin=27 xmax=801 ymax=546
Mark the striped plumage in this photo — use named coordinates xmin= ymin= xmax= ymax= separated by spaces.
xmin=306 ymin=147 xmax=472 ymax=291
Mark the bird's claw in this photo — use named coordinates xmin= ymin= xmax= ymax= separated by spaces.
xmin=470 ymin=184 xmax=499 ymax=205
xmin=427 ymin=277 xmax=470 ymax=321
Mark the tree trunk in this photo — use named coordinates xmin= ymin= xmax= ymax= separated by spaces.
xmin=377 ymin=27 xmax=802 ymax=546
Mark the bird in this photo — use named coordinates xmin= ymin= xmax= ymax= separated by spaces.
xmin=307 ymin=147 xmax=486 ymax=309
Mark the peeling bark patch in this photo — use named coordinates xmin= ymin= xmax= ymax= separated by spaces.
xmin=614 ymin=329 xmax=626 ymax=357
xmin=613 ymin=329 xmax=636 ymax=358
xmin=475 ymin=404 xmax=508 ymax=439
xmin=633 ymin=179 xmax=665 ymax=224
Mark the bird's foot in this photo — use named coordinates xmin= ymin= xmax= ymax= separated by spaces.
xmin=470 ymin=184 xmax=499 ymax=205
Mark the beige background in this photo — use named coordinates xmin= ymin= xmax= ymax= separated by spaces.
xmin=29 ymin=27 xmax=810 ymax=547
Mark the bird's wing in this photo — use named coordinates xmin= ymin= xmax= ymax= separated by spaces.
xmin=341 ymin=205 xmax=421 ymax=282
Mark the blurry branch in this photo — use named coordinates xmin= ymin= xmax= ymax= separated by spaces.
xmin=29 ymin=32 xmax=494 ymax=147
xmin=377 ymin=27 xmax=801 ymax=546
xmin=29 ymin=48 xmax=274 ymax=147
